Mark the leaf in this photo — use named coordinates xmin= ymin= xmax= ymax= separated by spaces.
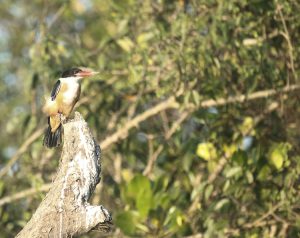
xmin=225 ymin=167 xmax=242 ymax=178
xmin=0 ymin=180 xmax=4 ymax=196
xmin=214 ymin=198 xmax=230 ymax=210
xmin=232 ymin=150 xmax=247 ymax=166
xmin=121 ymin=169 xmax=134 ymax=183
xmin=192 ymin=90 xmax=201 ymax=105
xmin=223 ymin=180 xmax=230 ymax=192
xmin=191 ymin=182 xmax=207 ymax=200
xmin=239 ymin=116 xmax=255 ymax=135
xmin=246 ymin=171 xmax=254 ymax=184
xmin=137 ymin=32 xmax=155 ymax=48
xmin=269 ymin=148 xmax=284 ymax=170
xmin=223 ymin=144 xmax=237 ymax=157
xmin=257 ymin=165 xmax=271 ymax=181
xmin=117 ymin=37 xmax=134 ymax=52
xmin=126 ymin=174 xmax=153 ymax=218
xmin=268 ymin=143 xmax=292 ymax=170
xmin=204 ymin=184 xmax=214 ymax=201
xmin=115 ymin=211 xmax=138 ymax=235
xmin=196 ymin=142 xmax=217 ymax=161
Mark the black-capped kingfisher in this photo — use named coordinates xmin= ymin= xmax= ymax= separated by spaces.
xmin=42 ymin=67 xmax=98 ymax=148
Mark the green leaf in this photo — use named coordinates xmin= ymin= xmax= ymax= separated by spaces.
xmin=246 ymin=171 xmax=254 ymax=184
xmin=204 ymin=184 xmax=214 ymax=201
xmin=269 ymin=148 xmax=284 ymax=170
xmin=0 ymin=180 xmax=4 ymax=196
xmin=223 ymin=180 xmax=230 ymax=192
xmin=192 ymin=90 xmax=201 ymax=105
xmin=214 ymin=198 xmax=230 ymax=211
xmin=115 ymin=211 xmax=138 ymax=235
xmin=207 ymin=160 xmax=218 ymax=173
xmin=268 ymin=143 xmax=292 ymax=170
xmin=116 ymin=37 xmax=134 ymax=52
xmin=225 ymin=166 xmax=242 ymax=178
xmin=196 ymin=142 xmax=217 ymax=161
xmin=257 ymin=165 xmax=271 ymax=181
xmin=126 ymin=174 xmax=153 ymax=218
xmin=232 ymin=150 xmax=247 ymax=166
xmin=239 ymin=117 xmax=255 ymax=135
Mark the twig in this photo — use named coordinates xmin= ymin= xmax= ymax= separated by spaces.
xmin=279 ymin=222 xmax=289 ymax=237
xmin=207 ymin=156 xmax=228 ymax=184
xmin=100 ymin=96 xmax=179 ymax=150
xmin=243 ymin=202 xmax=283 ymax=228
xmin=47 ymin=5 xmax=66 ymax=29
xmin=143 ymin=110 xmax=191 ymax=176
xmin=199 ymin=84 xmax=300 ymax=108
xmin=0 ymin=127 xmax=45 ymax=179
xmin=276 ymin=4 xmax=297 ymax=82
xmin=0 ymin=184 xmax=52 ymax=206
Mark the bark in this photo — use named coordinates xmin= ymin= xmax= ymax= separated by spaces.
xmin=16 ymin=112 xmax=112 ymax=238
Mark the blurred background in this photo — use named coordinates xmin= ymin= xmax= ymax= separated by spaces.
xmin=0 ymin=0 xmax=300 ymax=237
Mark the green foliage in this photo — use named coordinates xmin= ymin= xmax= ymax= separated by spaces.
xmin=196 ymin=142 xmax=217 ymax=161
xmin=0 ymin=0 xmax=300 ymax=237
xmin=115 ymin=211 xmax=139 ymax=235
xmin=121 ymin=174 xmax=153 ymax=218
xmin=268 ymin=142 xmax=291 ymax=170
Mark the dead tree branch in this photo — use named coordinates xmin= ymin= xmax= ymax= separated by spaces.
xmin=16 ymin=112 xmax=111 ymax=238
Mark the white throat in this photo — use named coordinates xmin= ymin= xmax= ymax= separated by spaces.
xmin=60 ymin=76 xmax=82 ymax=83
xmin=60 ymin=77 xmax=81 ymax=104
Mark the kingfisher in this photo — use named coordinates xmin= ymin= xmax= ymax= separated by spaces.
xmin=42 ymin=67 xmax=98 ymax=148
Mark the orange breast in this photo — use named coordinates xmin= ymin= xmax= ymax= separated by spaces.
xmin=43 ymin=81 xmax=81 ymax=118
xmin=56 ymin=82 xmax=80 ymax=117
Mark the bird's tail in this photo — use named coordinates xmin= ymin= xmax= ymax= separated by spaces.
xmin=43 ymin=117 xmax=63 ymax=148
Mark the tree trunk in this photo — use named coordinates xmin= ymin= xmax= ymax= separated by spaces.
xmin=16 ymin=112 xmax=112 ymax=238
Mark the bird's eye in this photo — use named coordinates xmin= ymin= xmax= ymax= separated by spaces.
xmin=61 ymin=68 xmax=83 ymax=78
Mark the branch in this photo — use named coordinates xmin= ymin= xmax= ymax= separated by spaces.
xmin=101 ymin=84 xmax=300 ymax=150
xmin=100 ymin=96 xmax=179 ymax=150
xmin=0 ymin=184 xmax=52 ymax=206
xmin=16 ymin=112 xmax=111 ymax=237
xmin=276 ymin=4 xmax=297 ymax=82
xmin=0 ymin=84 xmax=299 ymax=204
xmin=143 ymin=110 xmax=191 ymax=177
xmin=243 ymin=202 xmax=283 ymax=228
xmin=0 ymin=127 xmax=45 ymax=179
xmin=199 ymin=84 xmax=300 ymax=108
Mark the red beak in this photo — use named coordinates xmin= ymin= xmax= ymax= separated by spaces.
xmin=76 ymin=68 xmax=99 ymax=77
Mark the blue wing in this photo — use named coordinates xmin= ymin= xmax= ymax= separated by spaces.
xmin=51 ymin=80 xmax=61 ymax=101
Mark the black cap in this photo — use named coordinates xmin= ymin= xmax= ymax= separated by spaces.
xmin=61 ymin=68 xmax=82 ymax=78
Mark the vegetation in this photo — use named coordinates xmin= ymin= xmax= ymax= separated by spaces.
xmin=0 ymin=0 xmax=300 ymax=237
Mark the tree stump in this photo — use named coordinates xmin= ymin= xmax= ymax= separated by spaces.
xmin=16 ymin=112 xmax=112 ymax=237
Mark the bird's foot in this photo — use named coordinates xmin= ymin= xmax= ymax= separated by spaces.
xmin=59 ymin=113 xmax=68 ymax=124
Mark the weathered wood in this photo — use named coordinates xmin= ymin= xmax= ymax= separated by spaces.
xmin=17 ymin=112 xmax=111 ymax=238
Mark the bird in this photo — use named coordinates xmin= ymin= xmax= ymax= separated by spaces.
xmin=42 ymin=67 xmax=98 ymax=148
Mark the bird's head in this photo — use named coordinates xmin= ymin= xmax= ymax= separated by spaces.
xmin=61 ymin=67 xmax=99 ymax=81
